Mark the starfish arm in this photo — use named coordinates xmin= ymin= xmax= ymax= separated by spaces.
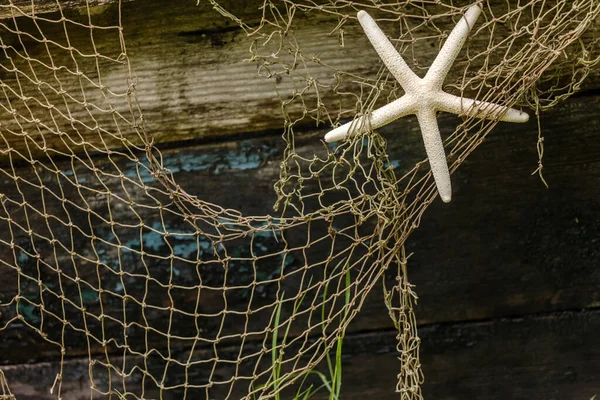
xmin=416 ymin=109 xmax=452 ymax=203
xmin=357 ymin=11 xmax=421 ymax=92
xmin=436 ymin=92 xmax=529 ymax=122
xmin=424 ymin=4 xmax=482 ymax=89
xmin=324 ymin=96 xmax=415 ymax=142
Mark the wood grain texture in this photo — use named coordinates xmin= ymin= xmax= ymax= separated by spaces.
xmin=0 ymin=92 xmax=598 ymax=366
xmin=328 ymin=310 xmax=600 ymax=400
xmin=0 ymin=0 xmax=598 ymax=158
xmin=0 ymin=3 xmax=599 ymax=397
xmin=1 ymin=309 xmax=599 ymax=399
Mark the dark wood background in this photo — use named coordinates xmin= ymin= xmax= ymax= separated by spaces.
xmin=0 ymin=1 xmax=599 ymax=399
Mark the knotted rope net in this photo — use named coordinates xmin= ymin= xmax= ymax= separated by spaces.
xmin=0 ymin=0 xmax=598 ymax=398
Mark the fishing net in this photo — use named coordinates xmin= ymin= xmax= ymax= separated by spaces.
xmin=0 ymin=0 xmax=598 ymax=398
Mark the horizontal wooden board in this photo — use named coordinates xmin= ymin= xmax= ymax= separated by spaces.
xmin=333 ymin=310 xmax=600 ymax=400
xmin=1 ymin=309 xmax=599 ymax=399
xmin=0 ymin=1 xmax=111 ymax=18
xmin=0 ymin=91 xmax=599 ymax=367
xmin=0 ymin=0 xmax=598 ymax=158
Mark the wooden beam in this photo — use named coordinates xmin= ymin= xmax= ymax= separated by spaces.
xmin=0 ymin=1 xmax=126 ymax=19
xmin=0 ymin=0 xmax=598 ymax=158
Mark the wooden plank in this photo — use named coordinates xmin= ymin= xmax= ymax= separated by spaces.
xmin=405 ymin=95 xmax=600 ymax=325
xmin=1 ymin=309 xmax=599 ymax=399
xmin=0 ymin=0 xmax=598 ymax=158
xmin=0 ymin=91 xmax=599 ymax=367
xmin=0 ymin=1 xmax=115 ymax=19
xmin=329 ymin=310 xmax=600 ymax=400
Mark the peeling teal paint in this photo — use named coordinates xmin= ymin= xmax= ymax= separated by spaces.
xmin=99 ymin=254 xmax=119 ymax=271
xmin=280 ymin=252 xmax=295 ymax=268
xmin=123 ymin=140 xmax=279 ymax=184
xmin=212 ymin=242 xmax=225 ymax=254
xmin=81 ymin=289 xmax=99 ymax=305
xmin=17 ymin=250 xmax=29 ymax=264
xmin=199 ymin=240 xmax=213 ymax=252
xmin=170 ymin=231 xmax=191 ymax=241
xmin=140 ymin=230 xmax=165 ymax=252
xmin=123 ymin=238 xmax=141 ymax=250
xmin=254 ymin=242 xmax=268 ymax=252
xmin=229 ymin=247 xmax=243 ymax=259
xmin=113 ymin=221 xmax=221 ymax=261
xmin=251 ymin=220 xmax=284 ymax=241
xmin=17 ymin=302 xmax=41 ymax=324
xmin=217 ymin=217 xmax=241 ymax=231
xmin=173 ymin=242 xmax=198 ymax=258
xmin=382 ymin=159 xmax=401 ymax=170
xmin=87 ymin=210 xmax=290 ymax=302
xmin=253 ymin=230 xmax=281 ymax=240
xmin=255 ymin=263 xmax=282 ymax=282
xmin=106 ymin=259 xmax=120 ymax=271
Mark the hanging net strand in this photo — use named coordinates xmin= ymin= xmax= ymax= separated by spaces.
xmin=0 ymin=0 xmax=598 ymax=399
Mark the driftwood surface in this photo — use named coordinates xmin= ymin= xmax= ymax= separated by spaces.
xmin=0 ymin=1 xmax=599 ymax=399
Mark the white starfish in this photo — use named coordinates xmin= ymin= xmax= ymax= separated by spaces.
xmin=325 ymin=4 xmax=529 ymax=203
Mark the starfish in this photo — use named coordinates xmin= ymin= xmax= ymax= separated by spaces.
xmin=324 ymin=4 xmax=529 ymax=203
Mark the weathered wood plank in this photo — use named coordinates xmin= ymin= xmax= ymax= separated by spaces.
xmin=0 ymin=91 xmax=599 ymax=367
xmin=0 ymin=1 xmax=115 ymax=19
xmin=1 ymin=309 xmax=599 ymax=399
xmin=329 ymin=310 xmax=600 ymax=400
xmin=0 ymin=0 xmax=598 ymax=158
xmin=405 ymin=96 xmax=600 ymax=325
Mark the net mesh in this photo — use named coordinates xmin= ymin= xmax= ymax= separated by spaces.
xmin=0 ymin=0 xmax=598 ymax=398
xmin=0 ymin=370 xmax=15 ymax=400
